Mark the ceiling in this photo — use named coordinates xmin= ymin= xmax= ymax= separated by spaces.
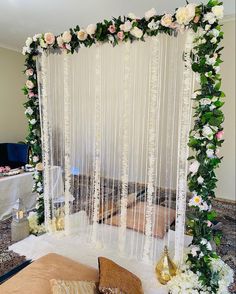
xmin=0 ymin=0 xmax=235 ymax=52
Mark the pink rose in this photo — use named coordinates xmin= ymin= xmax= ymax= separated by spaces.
xmin=44 ymin=32 xmax=55 ymax=45
xmin=5 ymin=166 xmax=11 ymax=172
xmin=207 ymin=220 xmax=212 ymax=227
xmin=26 ymin=69 xmax=34 ymax=76
xmin=169 ymin=22 xmax=179 ymax=29
xmin=117 ymin=31 xmax=124 ymax=40
xmin=0 ymin=167 xmax=4 ymax=173
xmin=108 ymin=24 xmax=116 ymax=34
xmin=194 ymin=15 xmax=200 ymax=23
xmin=216 ymin=130 xmax=224 ymax=140
xmin=28 ymin=92 xmax=36 ymax=98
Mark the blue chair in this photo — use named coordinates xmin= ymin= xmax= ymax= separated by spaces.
xmin=0 ymin=143 xmax=29 ymax=168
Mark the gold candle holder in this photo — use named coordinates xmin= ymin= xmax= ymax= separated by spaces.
xmin=155 ymin=246 xmax=177 ymax=285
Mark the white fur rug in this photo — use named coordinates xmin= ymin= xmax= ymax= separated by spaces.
xmin=10 ymin=225 xmax=192 ymax=294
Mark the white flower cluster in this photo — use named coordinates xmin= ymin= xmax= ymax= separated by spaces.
xmin=167 ymin=268 xmax=209 ymax=294
xmin=28 ymin=211 xmax=45 ymax=234
xmin=203 ymin=5 xmax=224 ymax=25
xmin=168 ymin=257 xmax=233 ymax=294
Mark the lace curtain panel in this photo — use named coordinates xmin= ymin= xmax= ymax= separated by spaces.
xmin=37 ymin=31 xmax=194 ymax=263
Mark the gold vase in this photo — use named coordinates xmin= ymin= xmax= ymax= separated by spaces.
xmin=155 ymin=246 xmax=177 ymax=285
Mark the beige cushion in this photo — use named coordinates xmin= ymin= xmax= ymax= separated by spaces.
xmin=98 ymin=257 xmax=143 ymax=294
xmin=0 ymin=253 xmax=98 ymax=294
xmin=50 ymin=279 xmax=99 ymax=294
xmin=105 ymin=202 xmax=176 ymax=239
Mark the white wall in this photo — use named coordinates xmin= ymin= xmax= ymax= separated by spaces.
xmin=0 ymin=47 xmax=27 ymax=143
xmin=215 ymin=17 xmax=235 ymax=201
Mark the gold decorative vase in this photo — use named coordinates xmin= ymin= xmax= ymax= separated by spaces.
xmin=155 ymin=246 xmax=177 ymax=285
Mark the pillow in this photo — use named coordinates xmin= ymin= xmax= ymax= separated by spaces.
xmin=105 ymin=202 xmax=176 ymax=239
xmin=98 ymin=257 xmax=143 ymax=294
xmin=50 ymin=279 xmax=99 ymax=294
xmin=99 ymin=193 xmax=137 ymax=222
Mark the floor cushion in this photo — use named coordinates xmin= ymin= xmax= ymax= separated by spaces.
xmin=105 ymin=202 xmax=176 ymax=239
xmin=0 ymin=253 xmax=98 ymax=294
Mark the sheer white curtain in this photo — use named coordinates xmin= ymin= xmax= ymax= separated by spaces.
xmin=38 ymin=31 xmax=194 ymax=264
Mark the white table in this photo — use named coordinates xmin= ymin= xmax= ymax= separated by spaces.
xmin=0 ymin=172 xmax=37 ymax=220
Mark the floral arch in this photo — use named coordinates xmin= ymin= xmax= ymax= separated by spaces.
xmin=22 ymin=0 xmax=233 ymax=293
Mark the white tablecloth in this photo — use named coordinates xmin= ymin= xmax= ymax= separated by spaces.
xmin=0 ymin=172 xmax=37 ymax=220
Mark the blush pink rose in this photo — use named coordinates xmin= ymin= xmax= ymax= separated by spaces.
xmin=117 ymin=31 xmax=124 ymax=40
xmin=207 ymin=220 xmax=212 ymax=227
xmin=216 ymin=130 xmax=224 ymax=140
xmin=5 ymin=166 xmax=11 ymax=172
xmin=108 ymin=24 xmax=116 ymax=34
xmin=194 ymin=15 xmax=200 ymax=23
xmin=29 ymin=92 xmax=37 ymax=98
xmin=44 ymin=32 xmax=55 ymax=45
xmin=26 ymin=69 xmax=34 ymax=76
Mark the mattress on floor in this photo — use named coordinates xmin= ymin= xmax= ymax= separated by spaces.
xmin=0 ymin=253 xmax=98 ymax=294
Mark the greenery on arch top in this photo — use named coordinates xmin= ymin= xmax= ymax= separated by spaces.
xmin=22 ymin=0 xmax=233 ymax=292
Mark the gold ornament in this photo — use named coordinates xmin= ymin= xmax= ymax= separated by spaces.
xmin=155 ymin=246 xmax=177 ymax=285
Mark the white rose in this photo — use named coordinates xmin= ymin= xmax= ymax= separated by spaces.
xmin=33 ymin=33 xmax=42 ymax=42
xmin=62 ymin=31 xmax=72 ymax=43
xmin=206 ymin=149 xmax=214 ymax=158
xmin=145 ymin=8 xmax=157 ymax=21
xmin=205 ymin=24 xmax=211 ymax=31
xmin=86 ymin=24 xmax=97 ymax=35
xmin=30 ymin=119 xmax=36 ymax=125
xmin=189 ymin=160 xmax=200 ymax=175
xmin=25 ymin=107 xmax=33 ymax=115
xmin=202 ymin=125 xmax=214 ymax=139
xmin=200 ymin=98 xmax=212 ymax=106
xmin=108 ymin=35 xmax=114 ymax=44
xmin=148 ymin=19 xmax=160 ymax=30
xmin=210 ymin=28 xmax=220 ymax=38
xmin=25 ymin=37 xmax=33 ymax=47
xmin=176 ymin=3 xmax=196 ymax=25
xmin=212 ymin=5 xmax=224 ymax=19
xmin=77 ymin=29 xmax=88 ymax=41
xmin=33 ymin=156 xmax=39 ymax=163
xmin=37 ymin=187 xmax=43 ymax=193
xmin=209 ymin=105 xmax=216 ymax=111
xmin=197 ymin=176 xmax=204 ymax=184
xmin=120 ymin=20 xmax=132 ymax=32
xmin=57 ymin=36 xmax=64 ymax=47
xmin=203 ymin=12 xmax=216 ymax=24
xmin=191 ymin=246 xmax=200 ymax=257
xmin=206 ymin=242 xmax=212 ymax=251
xmin=26 ymin=80 xmax=34 ymax=89
xmin=130 ymin=27 xmax=143 ymax=38
xmin=205 ymin=54 xmax=217 ymax=65
xmin=161 ymin=14 xmax=173 ymax=27
xmin=128 ymin=12 xmax=137 ymax=20
xmin=44 ymin=32 xmax=55 ymax=45
xmin=211 ymin=37 xmax=217 ymax=43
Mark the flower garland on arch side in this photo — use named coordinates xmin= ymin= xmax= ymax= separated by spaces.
xmin=22 ymin=0 xmax=229 ymax=292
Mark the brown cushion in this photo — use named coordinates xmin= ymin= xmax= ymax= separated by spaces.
xmin=105 ymin=202 xmax=176 ymax=239
xmin=98 ymin=257 xmax=143 ymax=294
xmin=50 ymin=279 xmax=99 ymax=294
xmin=0 ymin=253 xmax=98 ymax=294
xmin=99 ymin=193 xmax=137 ymax=222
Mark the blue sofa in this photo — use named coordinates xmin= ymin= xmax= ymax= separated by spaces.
xmin=0 ymin=143 xmax=29 ymax=169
